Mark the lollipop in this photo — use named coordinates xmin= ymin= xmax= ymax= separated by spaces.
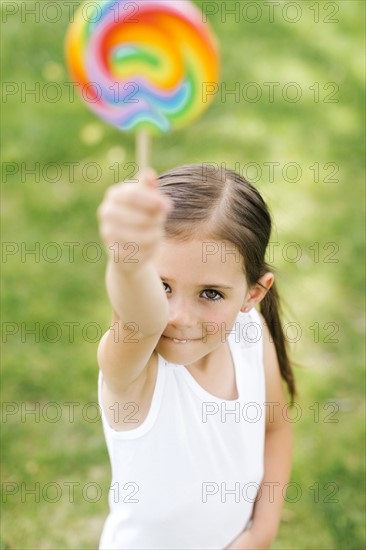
xmin=65 ymin=0 xmax=220 ymax=171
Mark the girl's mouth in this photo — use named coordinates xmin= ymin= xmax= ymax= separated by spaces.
xmin=162 ymin=336 xmax=196 ymax=344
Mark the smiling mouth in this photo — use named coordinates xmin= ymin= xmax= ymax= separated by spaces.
xmin=163 ymin=336 xmax=197 ymax=344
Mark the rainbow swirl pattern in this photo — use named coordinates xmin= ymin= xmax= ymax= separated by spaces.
xmin=65 ymin=0 xmax=220 ymax=133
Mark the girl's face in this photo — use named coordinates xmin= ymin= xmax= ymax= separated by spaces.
xmin=153 ymin=238 xmax=250 ymax=368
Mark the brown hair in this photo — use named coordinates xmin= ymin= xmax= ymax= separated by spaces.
xmin=157 ymin=163 xmax=297 ymax=405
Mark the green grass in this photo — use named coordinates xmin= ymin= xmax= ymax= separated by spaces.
xmin=1 ymin=0 xmax=365 ymax=548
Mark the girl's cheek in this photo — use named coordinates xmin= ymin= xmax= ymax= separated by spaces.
xmin=211 ymin=307 xmax=241 ymax=337
xmin=202 ymin=312 xmax=229 ymax=338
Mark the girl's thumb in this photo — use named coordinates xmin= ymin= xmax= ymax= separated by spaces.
xmin=139 ymin=168 xmax=172 ymax=211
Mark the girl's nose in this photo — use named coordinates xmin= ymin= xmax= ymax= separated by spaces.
xmin=168 ymin=297 xmax=196 ymax=329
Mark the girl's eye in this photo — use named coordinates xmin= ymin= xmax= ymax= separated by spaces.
xmin=162 ymin=283 xmax=223 ymax=303
xmin=202 ymin=289 xmax=223 ymax=302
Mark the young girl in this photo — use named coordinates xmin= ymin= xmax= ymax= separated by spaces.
xmin=96 ymin=164 xmax=296 ymax=550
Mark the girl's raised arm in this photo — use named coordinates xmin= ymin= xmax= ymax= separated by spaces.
xmin=96 ymin=171 xmax=172 ymax=395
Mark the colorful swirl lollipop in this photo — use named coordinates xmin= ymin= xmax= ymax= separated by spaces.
xmin=65 ymin=0 xmax=220 ymax=137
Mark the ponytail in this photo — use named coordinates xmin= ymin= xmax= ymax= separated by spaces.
xmin=259 ymin=281 xmax=297 ymax=406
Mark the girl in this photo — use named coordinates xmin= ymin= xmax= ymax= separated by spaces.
xmin=96 ymin=164 xmax=296 ymax=549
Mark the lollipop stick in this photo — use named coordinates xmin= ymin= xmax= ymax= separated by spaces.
xmin=136 ymin=130 xmax=150 ymax=183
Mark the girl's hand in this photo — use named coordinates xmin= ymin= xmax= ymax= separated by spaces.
xmin=97 ymin=170 xmax=172 ymax=272
xmin=225 ymin=529 xmax=267 ymax=550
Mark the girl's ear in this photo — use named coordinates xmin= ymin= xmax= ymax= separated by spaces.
xmin=240 ymin=272 xmax=274 ymax=312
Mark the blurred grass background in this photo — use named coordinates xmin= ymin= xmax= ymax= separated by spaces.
xmin=1 ymin=0 xmax=365 ymax=548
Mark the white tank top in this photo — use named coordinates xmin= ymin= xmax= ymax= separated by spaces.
xmin=98 ymin=308 xmax=266 ymax=550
